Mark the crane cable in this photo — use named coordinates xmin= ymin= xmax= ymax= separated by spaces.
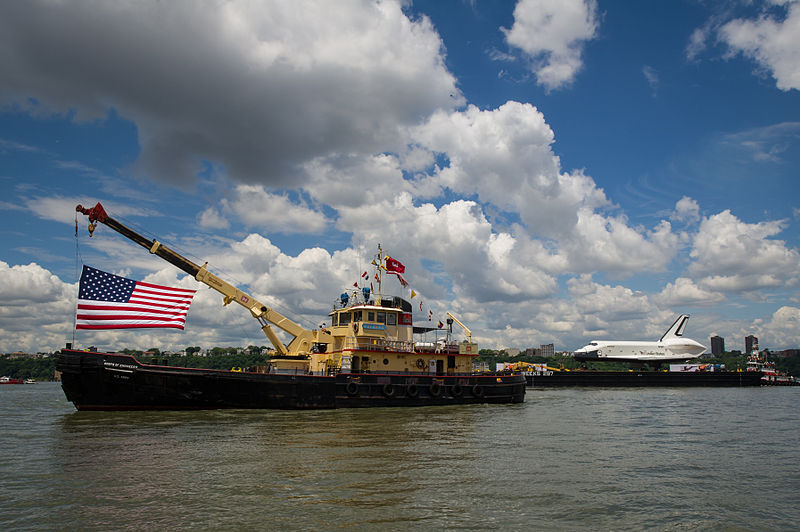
xmin=72 ymin=211 xmax=84 ymax=347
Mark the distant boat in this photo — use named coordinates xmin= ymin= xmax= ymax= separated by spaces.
xmin=746 ymin=351 xmax=799 ymax=386
xmin=24 ymin=378 xmax=36 ymax=384
xmin=0 ymin=376 xmax=24 ymax=385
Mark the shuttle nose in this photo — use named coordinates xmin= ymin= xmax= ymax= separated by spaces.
xmin=573 ymin=344 xmax=600 ymax=359
xmin=673 ymin=338 xmax=706 ymax=356
xmin=690 ymin=339 xmax=707 ymax=353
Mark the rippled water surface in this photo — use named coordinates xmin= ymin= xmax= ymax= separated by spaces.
xmin=1 ymin=383 xmax=798 ymax=530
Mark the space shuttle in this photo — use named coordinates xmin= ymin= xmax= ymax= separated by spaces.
xmin=573 ymin=314 xmax=706 ymax=365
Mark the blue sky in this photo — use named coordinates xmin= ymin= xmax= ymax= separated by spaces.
xmin=1 ymin=0 xmax=799 ymax=354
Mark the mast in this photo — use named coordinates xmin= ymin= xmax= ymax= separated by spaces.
xmin=375 ymin=243 xmax=383 ymax=302
xmin=76 ymin=202 xmax=330 ymax=356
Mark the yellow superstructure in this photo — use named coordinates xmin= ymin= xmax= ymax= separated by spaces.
xmin=281 ymin=295 xmax=477 ymax=376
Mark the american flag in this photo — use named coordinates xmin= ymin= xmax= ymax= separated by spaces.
xmin=76 ymin=265 xmax=196 ymax=330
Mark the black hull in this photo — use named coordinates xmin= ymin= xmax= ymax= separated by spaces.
xmin=55 ymin=349 xmax=525 ymax=410
xmin=525 ymin=370 xmax=764 ymax=388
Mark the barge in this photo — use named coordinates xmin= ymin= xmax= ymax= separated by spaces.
xmin=524 ymin=369 xmax=764 ymax=388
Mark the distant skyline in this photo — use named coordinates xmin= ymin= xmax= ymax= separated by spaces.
xmin=1 ymin=0 xmax=799 ymax=354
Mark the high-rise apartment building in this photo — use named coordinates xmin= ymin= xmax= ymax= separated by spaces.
xmin=745 ymin=335 xmax=758 ymax=355
xmin=710 ymin=335 xmax=725 ymax=355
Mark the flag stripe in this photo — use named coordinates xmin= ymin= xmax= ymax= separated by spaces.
xmin=132 ymin=287 xmax=193 ymax=299
xmin=129 ymin=295 xmax=192 ymax=306
xmin=135 ymin=281 xmax=197 ymax=294
xmin=77 ymin=315 xmax=186 ymax=323
xmin=77 ymin=309 xmax=189 ymax=319
xmin=76 ymin=322 xmax=187 ymax=330
xmin=78 ymin=316 xmax=187 ymax=324
xmin=77 ymin=302 xmax=191 ymax=312
xmin=132 ymin=286 xmax=193 ymax=300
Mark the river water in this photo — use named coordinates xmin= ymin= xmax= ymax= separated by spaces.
xmin=1 ymin=383 xmax=798 ymax=530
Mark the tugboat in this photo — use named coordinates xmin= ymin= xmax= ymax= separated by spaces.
xmin=56 ymin=202 xmax=525 ymax=410
xmin=746 ymin=350 xmax=799 ymax=386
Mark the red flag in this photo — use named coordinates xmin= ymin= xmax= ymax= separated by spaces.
xmin=353 ymin=282 xmax=358 ymax=288
xmin=76 ymin=265 xmax=196 ymax=330
xmin=388 ymin=271 xmax=408 ymax=287
xmin=385 ymin=256 xmax=405 ymax=274
xmin=361 ymin=271 xmax=368 ymax=278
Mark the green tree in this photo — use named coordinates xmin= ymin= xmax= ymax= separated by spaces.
xmin=0 ymin=356 xmax=56 ymax=381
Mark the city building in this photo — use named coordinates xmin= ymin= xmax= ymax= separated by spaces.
xmin=539 ymin=343 xmax=555 ymax=358
xmin=745 ymin=335 xmax=758 ymax=355
xmin=710 ymin=335 xmax=725 ymax=356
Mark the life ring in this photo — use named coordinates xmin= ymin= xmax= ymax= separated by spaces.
xmin=406 ymin=383 xmax=419 ymax=397
xmin=471 ymin=384 xmax=484 ymax=397
xmin=346 ymin=381 xmax=359 ymax=396
xmin=429 ymin=382 xmax=442 ymax=397
xmin=382 ymin=383 xmax=395 ymax=397
xmin=353 ymin=322 xmax=359 ymax=334
xmin=451 ymin=383 xmax=463 ymax=397
xmin=415 ymin=358 xmax=425 ymax=369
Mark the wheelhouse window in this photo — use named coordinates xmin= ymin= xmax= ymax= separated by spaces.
xmin=377 ymin=312 xmax=386 ymax=324
xmin=368 ymin=311 xmax=375 ymax=322
xmin=331 ymin=313 xmax=338 ymax=326
xmin=386 ymin=313 xmax=397 ymax=326
xmin=352 ymin=310 xmax=361 ymax=322
xmin=339 ymin=312 xmax=351 ymax=325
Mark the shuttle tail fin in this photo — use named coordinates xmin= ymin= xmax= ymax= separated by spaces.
xmin=660 ymin=314 xmax=690 ymax=342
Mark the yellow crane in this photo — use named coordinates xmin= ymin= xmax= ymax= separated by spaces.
xmin=76 ymin=202 xmax=331 ymax=357
xmin=446 ymin=312 xmax=472 ymax=343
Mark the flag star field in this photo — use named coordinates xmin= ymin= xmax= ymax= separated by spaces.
xmin=79 ymin=267 xmax=136 ymax=303
xmin=0 ymin=0 xmax=798 ymax=354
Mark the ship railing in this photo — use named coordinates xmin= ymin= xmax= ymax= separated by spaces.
xmin=415 ymin=343 xmax=461 ymax=354
xmin=343 ymin=337 xmax=414 ymax=353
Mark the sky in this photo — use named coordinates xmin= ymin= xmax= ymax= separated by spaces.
xmin=1 ymin=0 xmax=799 ymax=355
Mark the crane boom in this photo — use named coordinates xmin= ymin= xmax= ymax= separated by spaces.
xmin=76 ymin=202 xmax=329 ymax=356
xmin=446 ymin=312 xmax=472 ymax=342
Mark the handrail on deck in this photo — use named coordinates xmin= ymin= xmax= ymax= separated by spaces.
xmin=343 ymin=336 xmax=414 ymax=353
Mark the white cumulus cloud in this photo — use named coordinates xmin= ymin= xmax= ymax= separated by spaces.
xmin=689 ymin=210 xmax=800 ymax=293
xmin=718 ymin=1 xmax=800 ymax=91
xmin=503 ymin=0 xmax=599 ymax=90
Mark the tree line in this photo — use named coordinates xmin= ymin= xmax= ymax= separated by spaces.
xmin=2 ymin=348 xmax=798 ymax=381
